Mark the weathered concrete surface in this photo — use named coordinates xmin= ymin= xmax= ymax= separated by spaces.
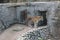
xmin=0 ymin=2 xmax=59 ymax=31
xmin=0 ymin=24 xmax=48 ymax=40
xmin=0 ymin=20 xmax=5 ymax=32
xmin=0 ymin=24 xmax=27 ymax=40
xmin=0 ymin=5 xmax=17 ymax=28
xmin=0 ymin=2 xmax=60 ymax=40
xmin=48 ymin=8 xmax=60 ymax=40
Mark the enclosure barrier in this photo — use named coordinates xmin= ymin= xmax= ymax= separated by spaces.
xmin=0 ymin=2 xmax=60 ymax=40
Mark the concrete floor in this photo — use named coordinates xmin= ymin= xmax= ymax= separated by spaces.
xmin=0 ymin=24 xmax=47 ymax=40
xmin=0 ymin=24 xmax=35 ymax=40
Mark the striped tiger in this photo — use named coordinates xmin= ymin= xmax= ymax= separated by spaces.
xmin=25 ymin=16 xmax=43 ymax=28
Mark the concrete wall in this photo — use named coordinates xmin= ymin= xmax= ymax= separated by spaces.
xmin=16 ymin=6 xmax=27 ymax=23
xmin=16 ymin=2 xmax=60 ymax=40
xmin=0 ymin=2 xmax=60 ymax=40
xmin=0 ymin=5 xmax=17 ymax=28
xmin=49 ymin=7 xmax=60 ymax=40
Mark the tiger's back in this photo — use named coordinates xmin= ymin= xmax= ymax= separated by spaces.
xmin=26 ymin=16 xmax=43 ymax=27
xmin=31 ymin=16 xmax=43 ymax=23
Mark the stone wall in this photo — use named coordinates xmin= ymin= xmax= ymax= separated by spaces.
xmin=0 ymin=20 xmax=5 ymax=33
xmin=0 ymin=5 xmax=17 ymax=30
xmin=48 ymin=6 xmax=60 ymax=40
xmin=0 ymin=2 xmax=60 ymax=40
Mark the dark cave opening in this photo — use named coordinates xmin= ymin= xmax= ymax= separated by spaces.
xmin=20 ymin=9 xmax=47 ymax=26
xmin=20 ymin=9 xmax=27 ymax=24
xmin=36 ymin=10 xmax=47 ymax=26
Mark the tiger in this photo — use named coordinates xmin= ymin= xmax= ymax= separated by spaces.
xmin=25 ymin=16 xmax=43 ymax=28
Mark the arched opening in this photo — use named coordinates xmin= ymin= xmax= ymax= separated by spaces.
xmin=35 ymin=10 xmax=47 ymax=26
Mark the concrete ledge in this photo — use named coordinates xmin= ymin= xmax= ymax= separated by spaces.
xmin=0 ymin=1 xmax=59 ymax=7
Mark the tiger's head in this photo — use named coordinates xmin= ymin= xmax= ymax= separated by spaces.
xmin=39 ymin=16 xmax=43 ymax=21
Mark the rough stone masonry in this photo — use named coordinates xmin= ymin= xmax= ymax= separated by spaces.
xmin=0 ymin=2 xmax=60 ymax=40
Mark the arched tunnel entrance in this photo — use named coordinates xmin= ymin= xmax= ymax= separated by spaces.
xmin=35 ymin=10 xmax=47 ymax=26
xmin=20 ymin=9 xmax=47 ymax=26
